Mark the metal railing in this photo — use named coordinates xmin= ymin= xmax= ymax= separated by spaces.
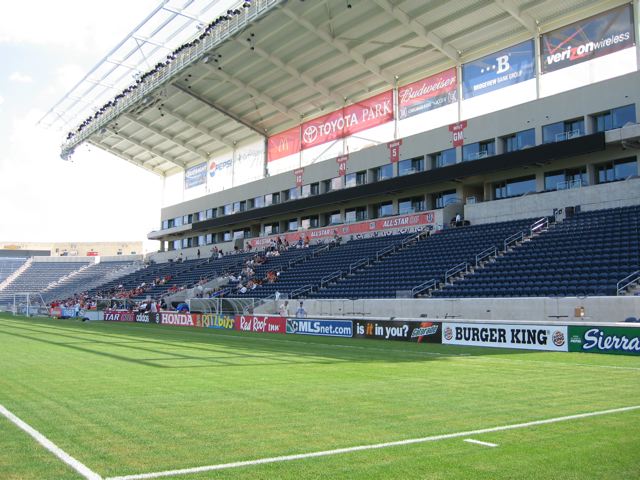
xmin=530 ymin=217 xmax=548 ymax=235
xmin=320 ymin=271 xmax=343 ymax=289
xmin=411 ymin=279 xmax=437 ymax=297
xmin=503 ymin=231 xmax=524 ymax=251
xmin=554 ymin=129 xmax=582 ymax=142
xmin=349 ymin=258 xmax=370 ymax=274
xmin=290 ymin=284 xmax=314 ymax=299
xmin=445 ymin=262 xmax=469 ymax=284
xmin=475 ymin=246 xmax=497 ymax=267
xmin=617 ymin=270 xmax=640 ymax=296
xmin=375 ymin=244 xmax=396 ymax=261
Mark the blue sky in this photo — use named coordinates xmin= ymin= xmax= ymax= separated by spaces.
xmin=0 ymin=1 xmax=166 ymax=250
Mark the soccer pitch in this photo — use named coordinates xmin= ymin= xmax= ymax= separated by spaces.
xmin=0 ymin=315 xmax=638 ymax=479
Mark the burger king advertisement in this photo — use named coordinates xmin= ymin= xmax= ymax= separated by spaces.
xmin=442 ymin=322 xmax=568 ymax=351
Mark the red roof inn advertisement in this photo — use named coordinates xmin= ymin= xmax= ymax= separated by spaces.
xmin=268 ymin=90 xmax=393 ymax=162
xmin=235 ymin=315 xmax=286 ymax=334
xmin=249 ymin=211 xmax=436 ymax=248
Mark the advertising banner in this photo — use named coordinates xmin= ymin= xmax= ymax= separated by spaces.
xmin=201 ymin=313 xmax=235 ymax=330
xmin=449 ymin=121 xmax=467 ymax=147
xmin=135 ymin=312 xmax=159 ymax=324
xmin=234 ymin=142 xmax=264 ymax=186
xmin=336 ymin=155 xmax=348 ymax=176
xmin=268 ymin=126 xmax=301 ymax=162
xmin=353 ymin=320 xmax=442 ymax=343
xmin=50 ymin=307 xmax=62 ymax=318
xmin=208 ymin=158 xmax=232 ymax=178
xmin=268 ymin=91 xmax=393 ymax=161
xmin=387 ymin=140 xmax=402 ymax=163
xmin=442 ymin=322 xmax=567 ymax=351
xmin=398 ymin=68 xmax=458 ymax=119
xmin=249 ymin=211 xmax=436 ymax=248
xmin=568 ymin=326 xmax=640 ymax=355
xmin=184 ymin=162 xmax=207 ymax=189
xmin=235 ymin=315 xmax=286 ymax=334
xmin=286 ymin=319 xmax=353 ymax=338
xmin=294 ymin=168 xmax=304 ymax=187
xmin=160 ymin=311 xmax=200 ymax=327
xmin=462 ymin=40 xmax=534 ymax=98
xmin=104 ymin=310 xmax=136 ymax=322
xmin=541 ymin=5 xmax=635 ymax=73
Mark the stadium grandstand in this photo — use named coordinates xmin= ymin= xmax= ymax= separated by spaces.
xmin=29 ymin=0 xmax=640 ymax=321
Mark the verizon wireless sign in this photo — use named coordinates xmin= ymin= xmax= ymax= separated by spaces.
xmin=442 ymin=323 xmax=567 ymax=351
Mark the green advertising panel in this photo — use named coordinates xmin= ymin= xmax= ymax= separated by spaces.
xmin=568 ymin=326 xmax=640 ymax=355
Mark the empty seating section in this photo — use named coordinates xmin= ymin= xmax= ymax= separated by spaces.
xmin=229 ymin=235 xmax=412 ymax=298
xmin=0 ymin=258 xmax=26 ymax=283
xmin=434 ymin=205 xmax=640 ymax=297
xmin=0 ymin=262 xmax=91 ymax=301
xmin=41 ymin=261 xmax=136 ymax=302
xmin=312 ymin=219 xmax=534 ymax=299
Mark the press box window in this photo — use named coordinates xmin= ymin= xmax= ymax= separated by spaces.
xmin=434 ymin=190 xmax=458 ymax=208
xmin=398 ymin=156 xmax=424 ymax=176
xmin=503 ymin=128 xmax=535 ymax=153
xmin=398 ymin=196 xmax=425 ymax=215
xmin=345 ymin=206 xmax=367 ymax=223
xmin=597 ymin=158 xmax=638 ymax=183
xmin=372 ymin=164 xmax=394 ymax=182
xmin=463 ymin=140 xmax=495 ymax=161
xmin=542 ymin=118 xmax=584 ymax=143
xmin=592 ymin=104 xmax=636 ymax=132
xmin=431 ymin=148 xmax=456 ymax=168
xmin=493 ymin=175 xmax=536 ymax=199
xmin=375 ymin=201 xmax=394 ymax=218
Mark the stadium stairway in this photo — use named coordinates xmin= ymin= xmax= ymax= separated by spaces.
xmin=309 ymin=218 xmax=538 ymax=299
xmin=433 ymin=205 xmax=640 ymax=298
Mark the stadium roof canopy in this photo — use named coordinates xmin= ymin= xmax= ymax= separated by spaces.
xmin=44 ymin=0 xmax=625 ymax=176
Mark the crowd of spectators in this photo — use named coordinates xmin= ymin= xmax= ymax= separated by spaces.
xmin=65 ymin=1 xmax=253 ymax=142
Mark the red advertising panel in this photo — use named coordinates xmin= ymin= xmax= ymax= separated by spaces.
xmin=160 ymin=311 xmax=200 ymax=327
xmin=249 ymin=211 xmax=435 ymax=248
xmin=449 ymin=121 xmax=467 ymax=147
xmin=398 ymin=68 xmax=458 ymax=119
xmin=235 ymin=315 xmax=286 ymax=334
xmin=336 ymin=155 xmax=348 ymax=176
xmin=294 ymin=168 xmax=304 ymax=187
xmin=268 ymin=126 xmax=301 ymax=162
xmin=104 ymin=310 xmax=136 ymax=322
xmin=50 ymin=307 xmax=62 ymax=318
xmin=387 ymin=139 xmax=402 ymax=163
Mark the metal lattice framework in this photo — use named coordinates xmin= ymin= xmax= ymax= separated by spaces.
xmin=44 ymin=0 xmax=628 ymax=176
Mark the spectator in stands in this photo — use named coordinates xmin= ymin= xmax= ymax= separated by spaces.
xmin=455 ymin=213 xmax=463 ymax=227
xmin=278 ymin=301 xmax=290 ymax=317
xmin=197 ymin=249 xmax=201 ymax=259
xmin=295 ymin=301 xmax=307 ymax=318
xmin=304 ymin=235 xmax=310 ymax=248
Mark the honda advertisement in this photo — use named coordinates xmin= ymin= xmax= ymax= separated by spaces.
xmin=160 ymin=311 xmax=199 ymax=327
xmin=442 ymin=323 xmax=568 ymax=351
xmin=462 ymin=40 xmax=535 ymax=98
xmin=353 ymin=320 xmax=442 ymax=343
xmin=398 ymin=68 xmax=458 ymax=119
xmin=541 ymin=5 xmax=635 ymax=73
xmin=235 ymin=315 xmax=286 ymax=334
xmin=568 ymin=326 xmax=640 ymax=356
xmin=286 ymin=319 xmax=353 ymax=338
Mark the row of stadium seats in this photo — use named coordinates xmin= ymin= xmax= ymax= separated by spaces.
xmin=0 ymin=258 xmax=27 ymax=284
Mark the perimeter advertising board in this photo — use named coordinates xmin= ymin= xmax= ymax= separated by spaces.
xmin=353 ymin=320 xmax=442 ymax=343
xmin=235 ymin=315 xmax=286 ymax=334
xmin=286 ymin=319 xmax=353 ymax=338
xmin=541 ymin=5 xmax=635 ymax=73
xmin=104 ymin=310 xmax=136 ymax=322
xmin=135 ymin=312 xmax=159 ymax=324
xmin=201 ymin=314 xmax=235 ymax=330
xmin=568 ymin=326 xmax=640 ymax=355
xmin=462 ymin=40 xmax=534 ymax=98
xmin=160 ymin=311 xmax=199 ymax=327
xmin=442 ymin=322 xmax=567 ymax=351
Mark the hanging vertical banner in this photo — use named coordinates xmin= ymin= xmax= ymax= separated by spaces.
xmin=207 ymin=156 xmax=233 ymax=193
xmin=398 ymin=68 xmax=458 ymax=119
xmin=184 ymin=162 xmax=207 ymax=189
xmin=462 ymin=40 xmax=535 ymax=98
xmin=387 ymin=139 xmax=402 ymax=163
xmin=268 ymin=126 xmax=301 ymax=162
xmin=234 ymin=141 xmax=265 ymax=185
xmin=294 ymin=168 xmax=304 ymax=187
xmin=541 ymin=5 xmax=635 ymax=73
xmin=336 ymin=155 xmax=348 ymax=176
xmin=449 ymin=121 xmax=467 ymax=147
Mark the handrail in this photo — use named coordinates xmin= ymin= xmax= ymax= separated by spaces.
xmin=349 ymin=258 xmax=370 ymax=274
xmin=475 ymin=246 xmax=497 ymax=267
xmin=530 ymin=217 xmax=548 ymax=235
xmin=503 ymin=231 xmax=524 ymax=251
xmin=401 ymin=231 xmax=422 ymax=246
xmin=312 ymin=244 xmax=330 ymax=258
xmin=617 ymin=270 xmax=640 ymax=296
xmin=290 ymin=284 xmax=313 ymax=298
xmin=445 ymin=262 xmax=469 ymax=284
xmin=320 ymin=270 xmax=343 ymax=288
xmin=411 ymin=279 xmax=436 ymax=297
xmin=376 ymin=244 xmax=396 ymax=261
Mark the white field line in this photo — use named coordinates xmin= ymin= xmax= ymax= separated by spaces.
xmin=0 ymin=404 xmax=102 ymax=480
xmin=106 ymin=405 xmax=640 ymax=480
xmin=464 ymin=438 xmax=498 ymax=447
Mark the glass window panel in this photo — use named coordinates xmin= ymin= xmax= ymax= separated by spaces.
xmin=613 ymin=104 xmax=636 ymax=129
xmin=542 ymin=122 xmax=563 ymax=143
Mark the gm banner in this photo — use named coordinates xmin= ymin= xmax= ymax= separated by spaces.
xmin=462 ymin=40 xmax=534 ymax=98
xmin=286 ymin=319 xmax=353 ymax=338
xmin=443 ymin=322 xmax=567 ymax=351
xmin=353 ymin=319 xmax=442 ymax=343
xmin=398 ymin=68 xmax=457 ymax=120
xmin=104 ymin=310 xmax=136 ymax=322
xmin=184 ymin=162 xmax=207 ymax=189
xmin=569 ymin=326 xmax=640 ymax=356
xmin=201 ymin=313 xmax=234 ymax=330
xmin=235 ymin=315 xmax=286 ymax=334
xmin=541 ymin=5 xmax=635 ymax=73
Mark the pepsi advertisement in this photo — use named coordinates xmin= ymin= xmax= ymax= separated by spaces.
xmin=462 ymin=40 xmax=534 ymax=98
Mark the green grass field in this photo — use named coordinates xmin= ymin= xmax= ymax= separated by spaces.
xmin=0 ymin=314 xmax=638 ymax=480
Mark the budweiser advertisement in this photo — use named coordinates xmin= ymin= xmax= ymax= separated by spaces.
xmin=235 ymin=315 xmax=286 ymax=334
xmin=249 ymin=211 xmax=436 ymax=248
xmin=398 ymin=68 xmax=458 ymax=120
xmin=268 ymin=90 xmax=393 ymax=162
